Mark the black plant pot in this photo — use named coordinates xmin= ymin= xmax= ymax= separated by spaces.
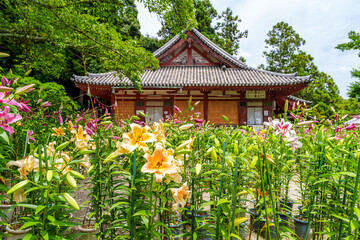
xmin=280 ymin=198 xmax=295 ymax=211
xmin=164 ymin=221 xmax=182 ymax=240
xmin=278 ymin=210 xmax=291 ymax=229
xmin=292 ymin=215 xmax=311 ymax=240
xmin=248 ymin=208 xmax=279 ymax=239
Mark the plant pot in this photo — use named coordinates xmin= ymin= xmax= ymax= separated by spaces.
xmin=292 ymin=215 xmax=311 ymax=240
xmin=278 ymin=210 xmax=291 ymax=229
xmin=164 ymin=221 xmax=182 ymax=240
xmin=297 ymin=206 xmax=308 ymax=216
xmin=248 ymin=208 xmax=279 ymax=239
xmin=78 ymin=225 xmax=99 ymax=240
xmin=5 ymin=223 xmax=31 ymax=240
xmin=0 ymin=204 xmax=14 ymax=223
xmin=280 ymin=198 xmax=295 ymax=211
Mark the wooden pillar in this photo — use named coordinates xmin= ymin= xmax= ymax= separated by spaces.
xmin=204 ymin=92 xmax=208 ymax=122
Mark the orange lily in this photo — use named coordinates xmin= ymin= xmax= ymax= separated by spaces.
xmin=123 ymin=123 xmax=156 ymax=152
xmin=170 ymin=182 xmax=191 ymax=210
xmin=141 ymin=144 xmax=178 ymax=182
xmin=52 ymin=127 xmax=65 ymax=136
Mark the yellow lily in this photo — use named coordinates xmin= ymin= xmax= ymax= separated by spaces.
xmin=141 ymin=144 xmax=178 ymax=182
xmin=123 ymin=123 xmax=157 ymax=152
xmin=73 ymin=125 xmax=92 ymax=150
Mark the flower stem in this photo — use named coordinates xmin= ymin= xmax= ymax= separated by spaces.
xmin=130 ymin=149 xmax=137 ymax=240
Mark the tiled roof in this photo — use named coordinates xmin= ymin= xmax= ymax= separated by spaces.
xmin=72 ymin=66 xmax=312 ymax=88
xmin=287 ymin=95 xmax=313 ymax=104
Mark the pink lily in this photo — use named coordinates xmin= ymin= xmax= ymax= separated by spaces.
xmin=0 ymin=106 xmax=22 ymax=135
xmin=27 ymin=130 xmax=36 ymax=143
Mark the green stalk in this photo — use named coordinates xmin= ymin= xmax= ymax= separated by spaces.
xmin=215 ymin=141 xmax=226 ymax=240
xmin=230 ymin=156 xmax=239 ymax=239
xmin=259 ymin=149 xmax=272 ymax=240
xmin=347 ymin=153 xmax=360 ymax=236
xmin=130 ymin=149 xmax=137 ymax=240
xmin=304 ymin=146 xmax=325 ymax=240
xmin=147 ymin=175 xmax=154 ymax=239
xmin=263 ymin=146 xmax=280 ymax=239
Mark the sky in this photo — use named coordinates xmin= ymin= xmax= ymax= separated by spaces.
xmin=136 ymin=0 xmax=360 ymax=98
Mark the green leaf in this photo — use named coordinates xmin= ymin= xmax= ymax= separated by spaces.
xmin=217 ymin=198 xmax=230 ymax=205
xmin=19 ymin=220 xmax=41 ymax=230
xmin=0 ymin=129 xmax=9 ymax=144
xmin=35 ymin=205 xmax=46 ymax=215
xmin=234 ymin=217 xmax=248 ymax=226
xmin=41 ymin=230 xmax=49 ymax=240
xmin=47 ymin=215 xmax=56 ymax=222
xmin=229 ymin=233 xmax=242 ymax=239
xmin=109 ymin=201 xmax=128 ymax=211
xmin=354 ymin=208 xmax=360 ymax=219
xmin=199 ymin=201 xmax=214 ymax=210
xmin=338 ymin=172 xmax=356 ymax=178
xmin=133 ymin=210 xmax=152 ymax=217
xmin=331 ymin=214 xmax=349 ymax=223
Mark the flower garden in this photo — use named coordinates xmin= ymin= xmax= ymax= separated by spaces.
xmin=1 ymin=75 xmax=360 ymax=240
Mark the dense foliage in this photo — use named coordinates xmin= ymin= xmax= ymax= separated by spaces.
xmin=1 ymin=77 xmax=360 ymax=239
xmin=158 ymin=0 xmax=248 ymax=59
xmin=260 ymin=22 xmax=359 ymax=118
xmin=337 ymin=31 xmax=360 ymax=100
xmin=0 ymin=0 xmax=196 ymax=90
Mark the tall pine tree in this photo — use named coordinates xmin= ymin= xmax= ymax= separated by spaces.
xmin=261 ymin=21 xmax=344 ymax=118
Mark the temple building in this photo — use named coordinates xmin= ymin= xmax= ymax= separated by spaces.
xmin=71 ymin=29 xmax=312 ymax=125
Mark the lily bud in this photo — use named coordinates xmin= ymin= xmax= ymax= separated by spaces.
xmin=179 ymin=123 xmax=193 ymax=130
xmin=14 ymin=84 xmax=35 ymax=95
xmin=0 ymin=86 xmax=13 ymax=92
xmin=7 ymin=180 xmax=29 ymax=194
xmin=64 ymin=193 xmax=80 ymax=210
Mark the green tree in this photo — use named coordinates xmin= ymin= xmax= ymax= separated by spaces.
xmin=140 ymin=34 xmax=163 ymax=53
xmin=261 ymin=21 xmax=344 ymax=118
xmin=158 ymin=1 xmax=247 ymax=59
xmin=337 ymin=31 xmax=360 ymax=100
xmin=215 ymin=7 xmax=248 ymax=55
xmin=0 ymin=0 xmax=196 ymax=90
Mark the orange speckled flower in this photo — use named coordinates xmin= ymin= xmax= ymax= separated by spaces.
xmin=141 ymin=144 xmax=178 ymax=182
xmin=123 ymin=123 xmax=156 ymax=152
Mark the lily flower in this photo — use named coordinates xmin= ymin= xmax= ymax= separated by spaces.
xmin=123 ymin=123 xmax=156 ymax=152
xmin=52 ymin=127 xmax=65 ymax=136
xmin=7 ymin=155 xmax=40 ymax=179
xmin=170 ymin=182 xmax=191 ymax=210
xmin=141 ymin=144 xmax=179 ymax=182
xmin=27 ymin=130 xmax=36 ymax=143
xmin=285 ymin=130 xmax=303 ymax=152
xmin=73 ymin=125 xmax=92 ymax=150
xmin=0 ymin=106 xmax=22 ymax=135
